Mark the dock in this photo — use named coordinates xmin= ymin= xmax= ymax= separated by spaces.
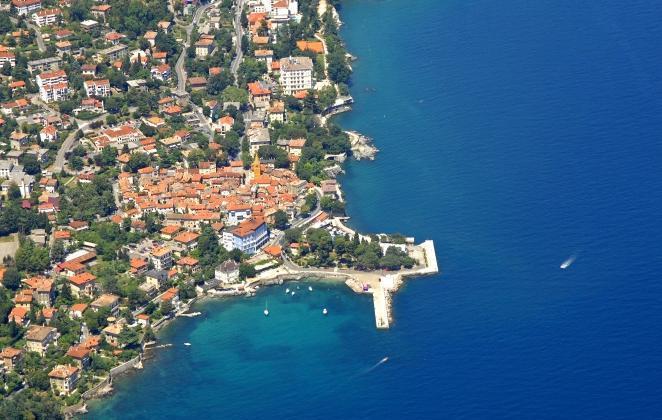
xmin=373 ymin=284 xmax=390 ymax=329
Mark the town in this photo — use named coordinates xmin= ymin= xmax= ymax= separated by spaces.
xmin=0 ymin=0 xmax=435 ymax=416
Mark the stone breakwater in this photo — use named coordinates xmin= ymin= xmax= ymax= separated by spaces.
xmin=251 ymin=239 xmax=439 ymax=329
xmin=346 ymin=130 xmax=379 ymax=160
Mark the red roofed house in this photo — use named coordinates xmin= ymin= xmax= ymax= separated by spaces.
xmin=49 ymin=365 xmax=79 ymax=395
xmin=12 ymin=0 xmax=42 ymax=16
xmin=69 ymin=272 xmax=97 ymax=298
xmin=247 ymin=81 xmax=272 ymax=109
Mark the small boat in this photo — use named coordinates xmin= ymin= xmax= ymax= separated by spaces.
xmin=184 ymin=342 xmax=191 ymax=346
xmin=286 ymin=288 xmax=290 ymax=293
xmin=264 ymin=300 xmax=269 ymax=316
xmin=291 ymin=291 xmax=296 ymax=296
xmin=323 ymin=308 xmax=328 ymax=315
xmin=308 ymin=286 xmax=313 ymax=292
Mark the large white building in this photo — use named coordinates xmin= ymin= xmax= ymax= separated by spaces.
xmin=0 ymin=52 xmax=16 ymax=68
xmin=32 ymin=8 xmax=61 ymax=27
xmin=12 ymin=0 xmax=41 ymax=16
xmin=36 ymin=69 xmax=69 ymax=103
xmin=279 ymin=56 xmax=313 ymax=95
xmin=222 ymin=219 xmax=269 ymax=254
xmin=83 ymin=79 xmax=111 ymax=97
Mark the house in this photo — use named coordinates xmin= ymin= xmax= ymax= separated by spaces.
xmin=27 ymin=56 xmax=61 ymax=73
xmin=90 ymin=293 xmax=120 ymax=316
xmin=188 ymin=76 xmax=207 ymax=90
xmin=135 ymin=313 xmax=150 ymax=327
xmin=287 ymin=138 xmax=306 ymax=156
xmin=102 ymin=323 xmax=122 ymax=347
xmin=0 ymin=51 xmax=16 ymax=68
xmin=157 ymin=21 xmax=172 ymax=33
xmin=222 ymin=218 xmax=269 ymax=254
xmin=104 ymin=32 xmax=125 ymax=45
xmin=151 ymin=64 xmax=171 ymax=81
xmin=321 ymin=179 xmax=338 ymax=198
xmin=102 ymin=125 xmax=144 ymax=145
xmin=226 ymin=202 xmax=252 ymax=225
xmin=68 ymin=272 xmax=97 ymax=298
xmin=151 ymin=247 xmax=172 ymax=270
xmin=160 ymin=225 xmax=180 ymax=239
xmin=83 ymin=79 xmax=111 ymax=97
xmin=173 ymin=231 xmax=200 ymax=250
xmin=160 ymin=287 xmax=180 ymax=311
xmin=25 ymin=325 xmax=58 ymax=356
xmin=176 ymin=256 xmax=199 ymax=273
xmin=32 ymin=8 xmax=61 ymax=27
xmin=8 ymin=80 xmax=25 ymax=92
xmin=269 ymin=101 xmax=286 ymax=124
xmin=279 ymin=56 xmax=313 ymax=95
xmin=13 ymin=289 xmax=33 ymax=309
xmin=194 ymin=38 xmax=214 ymax=58
xmin=55 ymin=40 xmax=71 ymax=56
xmin=90 ymin=4 xmax=111 ymax=19
xmin=40 ymin=124 xmax=58 ymax=142
xmin=144 ymin=31 xmax=157 ymax=47
xmin=41 ymin=307 xmax=57 ymax=324
xmin=152 ymin=51 xmax=167 ymax=63
xmin=214 ymin=260 xmax=239 ymax=284
xmin=77 ymin=98 xmax=104 ymax=114
xmin=0 ymin=347 xmax=23 ymax=371
xmin=69 ymin=303 xmax=88 ymax=319
xmin=80 ymin=19 xmax=99 ymax=31
xmin=144 ymin=269 xmax=169 ymax=291
xmin=8 ymin=306 xmax=29 ymax=326
xmin=129 ymin=258 xmax=148 ymax=275
xmin=23 ymin=276 xmax=54 ymax=306
xmin=96 ymin=44 xmax=128 ymax=62
xmin=217 ymin=115 xmax=234 ymax=135
xmin=49 ymin=365 xmax=79 ymax=395
xmin=247 ymin=81 xmax=272 ymax=109
xmin=247 ymin=127 xmax=270 ymax=154
xmin=12 ymin=0 xmax=41 ymax=16
xmin=254 ymin=49 xmax=274 ymax=70
xmin=36 ymin=69 xmax=69 ymax=103
xmin=66 ymin=345 xmax=91 ymax=369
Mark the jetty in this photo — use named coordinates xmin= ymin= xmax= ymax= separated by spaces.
xmin=251 ymin=238 xmax=439 ymax=329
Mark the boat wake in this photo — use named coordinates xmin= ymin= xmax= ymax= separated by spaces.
xmin=359 ymin=357 xmax=389 ymax=376
xmin=560 ymin=254 xmax=577 ymax=269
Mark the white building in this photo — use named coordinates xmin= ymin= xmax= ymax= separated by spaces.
xmin=226 ymin=203 xmax=252 ymax=225
xmin=215 ymin=260 xmax=240 ymax=284
xmin=36 ymin=69 xmax=69 ymax=103
xmin=12 ymin=0 xmax=41 ymax=16
xmin=32 ymin=8 xmax=61 ymax=27
xmin=222 ymin=218 xmax=269 ymax=254
xmin=279 ymin=56 xmax=313 ymax=95
xmin=0 ymin=52 xmax=16 ymax=68
xmin=83 ymin=79 xmax=111 ymax=97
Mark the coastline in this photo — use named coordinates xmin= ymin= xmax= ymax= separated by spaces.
xmin=74 ymin=1 xmax=438 ymax=415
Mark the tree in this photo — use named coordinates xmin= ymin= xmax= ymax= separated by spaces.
xmin=15 ymin=239 xmax=50 ymax=273
xmin=26 ymin=369 xmax=50 ymax=391
xmin=126 ymin=153 xmax=150 ymax=172
xmin=118 ymin=325 xmax=141 ymax=348
xmin=237 ymin=58 xmax=267 ymax=85
xmin=2 ymin=266 xmax=21 ymax=290
xmin=207 ymin=71 xmax=234 ymax=95
xmin=70 ymin=156 xmax=84 ymax=171
xmin=239 ymin=263 xmax=256 ymax=279
xmin=20 ymin=154 xmax=40 ymax=175
xmin=7 ymin=182 xmax=21 ymax=201
xmin=1 ymin=61 xmax=11 ymax=76
xmin=50 ymin=239 xmax=66 ymax=262
xmin=273 ymin=210 xmax=289 ymax=230
xmin=160 ymin=299 xmax=173 ymax=316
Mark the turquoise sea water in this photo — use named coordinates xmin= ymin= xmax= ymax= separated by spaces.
xmin=90 ymin=0 xmax=662 ymax=418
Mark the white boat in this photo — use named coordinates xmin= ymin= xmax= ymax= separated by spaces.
xmin=264 ymin=300 xmax=269 ymax=316
xmin=291 ymin=291 xmax=296 ymax=296
xmin=323 ymin=308 xmax=328 ymax=315
xmin=308 ymin=286 xmax=313 ymax=292
xmin=184 ymin=342 xmax=191 ymax=346
xmin=264 ymin=309 xmax=269 ymax=316
xmin=286 ymin=288 xmax=290 ymax=293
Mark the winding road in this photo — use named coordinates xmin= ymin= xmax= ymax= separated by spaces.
xmin=230 ymin=0 xmax=245 ymax=82
xmin=174 ymin=1 xmax=216 ymax=96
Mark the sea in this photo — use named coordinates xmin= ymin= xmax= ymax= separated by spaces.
xmin=88 ymin=0 xmax=662 ymax=418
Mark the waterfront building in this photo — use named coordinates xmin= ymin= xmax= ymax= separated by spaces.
xmin=215 ymin=260 xmax=240 ymax=284
xmin=49 ymin=365 xmax=79 ymax=395
xmin=279 ymin=56 xmax=313 ymax=95
xmin=222 ymin=218 xmax=269 ymax=254
xmin=151 ymin=246 xmax=173 ymax=270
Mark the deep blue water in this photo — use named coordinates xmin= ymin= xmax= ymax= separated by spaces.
xmin=89 ymin=0 xmax=662 ymax=418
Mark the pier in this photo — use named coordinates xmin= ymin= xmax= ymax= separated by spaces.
xmin=252 ymin=239 xmax=440 ymax=329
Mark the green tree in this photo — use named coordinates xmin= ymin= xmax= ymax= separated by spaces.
xmin=2 ymin=266 xmax=21 ymax=290
xmin=272 ymin=210 xmax=289 ymax=230
xmin=239 ymin=263 xmax=256 ymax=280
xmin=51 ymin=239 xmax=66 ymax=262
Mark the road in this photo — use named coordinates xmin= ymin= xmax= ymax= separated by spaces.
xmin=174 ymin=1 xmax=216 ymax=96
xmin=50 ymin=116 xmax=104 ymax=173
xmin=230 ymin=0 xmax=245 ymax=81
xmin=26 ymin=21 xmax=46 ymax=52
